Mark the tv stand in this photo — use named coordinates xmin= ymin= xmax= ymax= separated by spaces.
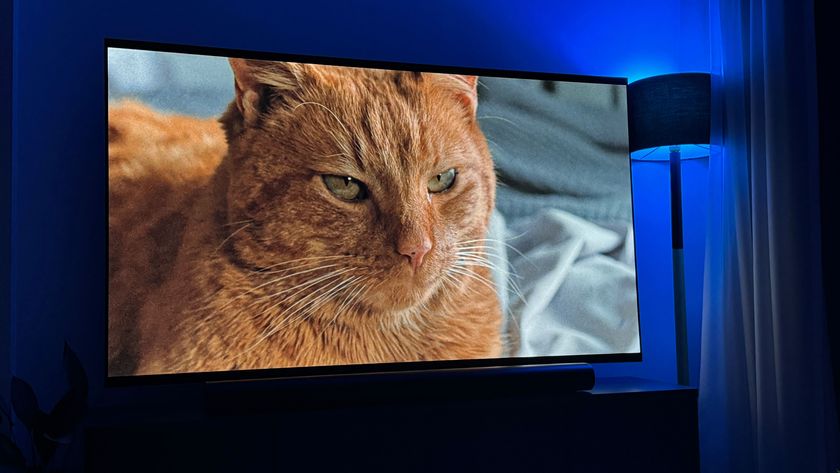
xmin=86 ymin=376 xmax=698 ymax=472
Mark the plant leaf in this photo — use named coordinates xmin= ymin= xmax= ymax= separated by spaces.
xmin=0 ymin=433 xmax=26 ymax=468
xmin=39 ymin=344 xmax=90 ymax=444
xmin=43 ymin=391 xmax=86 ymax=443
xmin=0 ymin=396 xmax=10 ymax=426
xmin=31 ymin=428 xmax=57 ymax=468
xmin=62 ymin=343 xmax=88 ymax=401
xmin=10 ymin=378 xmax=44 ymax=433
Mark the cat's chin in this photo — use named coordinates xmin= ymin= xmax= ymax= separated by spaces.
xmin=361 ymin=275 xmax=441 ymax=314
xmin=362 ymin=291 xmax=432 ymax=314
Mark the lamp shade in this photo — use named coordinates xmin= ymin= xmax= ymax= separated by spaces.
xmin=628 ymin=72 xmax=711 ymax=153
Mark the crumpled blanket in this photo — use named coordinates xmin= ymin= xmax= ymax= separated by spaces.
xmin=487 ymin=209 xmax=640 ymax=357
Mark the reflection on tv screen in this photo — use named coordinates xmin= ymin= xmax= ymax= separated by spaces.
xmin=107 ymin=43 xmax=640 ymax=378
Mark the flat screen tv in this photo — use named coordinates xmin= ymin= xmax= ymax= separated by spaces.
xmin=106 ymin=39 xmax=641 ymax=383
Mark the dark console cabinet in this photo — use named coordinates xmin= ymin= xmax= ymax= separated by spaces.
xmin=86 ymin=377 xmax=698 ymax=472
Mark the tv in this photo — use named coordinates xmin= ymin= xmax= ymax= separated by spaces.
xmin=106 ymin=39 xmax=640 ymax=383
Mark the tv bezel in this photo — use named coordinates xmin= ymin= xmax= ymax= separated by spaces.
xmin=104 ymin=38 xmax=642 ymax=387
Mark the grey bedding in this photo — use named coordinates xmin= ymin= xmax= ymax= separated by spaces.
xmin=478 ymin=76 xmax=639 ymax=356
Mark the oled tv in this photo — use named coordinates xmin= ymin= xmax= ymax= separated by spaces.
xmin=106 ymin=39 xmax=640 ymax=382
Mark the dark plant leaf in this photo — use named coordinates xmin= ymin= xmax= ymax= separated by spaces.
xmin=0 ymin=396 xmax=12 ymax=417
xmin=10 ymin=378 xmax=44 ymax=433
xmin=0 ymin=396 xmax=12 ymax=429
xmin=43 ymin=391 xmax=86 ymax=444
xmin=0 ymin=433 xmax=26 ymax=468
xmin=62 ymin=343 xmax=88 ymax=401
xmin=32 ymin=428 xmax=57 ymax=468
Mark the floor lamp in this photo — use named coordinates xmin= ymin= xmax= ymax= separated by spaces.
xmin=628 ymin=72 xmax=711 ymax=386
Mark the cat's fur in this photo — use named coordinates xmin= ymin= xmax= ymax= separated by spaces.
xmin=108 ymin=59 xmax=501 ymax=375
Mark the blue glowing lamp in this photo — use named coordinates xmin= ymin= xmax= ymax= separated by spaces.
xmin=628 ymin=72 xmax=711 ymax=386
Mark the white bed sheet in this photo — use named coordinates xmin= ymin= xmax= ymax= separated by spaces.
xmin=487 ymin=209 xmax=640 ymax=357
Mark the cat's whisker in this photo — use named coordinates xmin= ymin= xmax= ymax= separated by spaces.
xmin=457 ymin=238 xmax=532 ymax=263
xmin=250 ymin=255 xmax=352 ymax=274
xmin=452 ymin=260 xmax=528 ymax=305
xmin=454 ymin=244 xmax=529 ymax=305
xmin=459 ymin=233 xmax=528 ymax=244
xmin=332 ymin=277 xmax=369 ymax=318
xmin=457 ymin=246 xmax=511 ymax=255
xmin=220 ymin=219 xmax=255 ymax=227
xmin=441 ymin=269 xmax=482 ymax=301
xmin=246 ymin=272 xmax=364 ymax=356
xmin=455 ymin=246 xmax=533 ymax=274
xmin=454 ymin=250 xmax=505 ymax=261
xmin=255 ymin=267 xmax=356 ymax=311
xmin=484 ymin=137 xmax=506 ymax=155
xmin=237 ymin=272 xmax=356 ymax=358
xmin=282 ymin=277 xmax=360 ymax=331
xmin=443 ymin=270 xmax=472 ymax=298
xmin=454 ymin=257 xmax=496 ymax=271
xmin=477 ymin=115 xmax=523 ymax=130
xmin=455 ymin=251 xmax=510 ymax=266
xmin=327 ymin=129 xmax=356 ymax=162
xmin=454 ymin=250 xmax=505 ymax=275
xmin=453 ymin=249 xmax=505 ymax=261
xmin=251 ymin=259 xmax=346 ymax=279
xmin=228 ymin=266 xmax=353 ymax=323
xmin=454 ymin=244 xmax=503 ymax=251
xmin=454 ymin=256 xmax=508 ymax=274
xmin=447 ymin=266 xmax=498 ymax=294
xmin=292 ymin=101 xmax=350 ymax=129
xmin=319 ymin=152 xmax=354 ymax=159
xmin=457 ymin=253 xmax=533 ymax=305
xmin=347 ymin=270 xmax=378 ymax=311
xmin=456 ymin=257 xmax=521 ymax=279
xmin=292 ymin=101 xmax=355 ymax=154
xmin=302 ymin=276 xmax=370 ymax=362
xmin=212 ymin=223 xmax=251 ymax=254
xmin=456 ymin=256 xmax=527 ymax=305
xmin=190 ymin=262 xmax=349 ymax=318
xmin=317 ymin=275 xmax=372 ymax=338
xmin=454 ymin=251 xmax=500 ymax=265
xmin=304 ymin=274 xmax=364 ymax=318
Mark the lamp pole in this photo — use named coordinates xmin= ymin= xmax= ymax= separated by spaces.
xmin=670 ymin=145 xmax=689 ymax=386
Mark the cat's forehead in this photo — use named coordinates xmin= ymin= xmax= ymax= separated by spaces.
xmin=298 ymin=69 xmax=452 ymax=175
xmin=253 ymin=64 xmax=478 ymax=186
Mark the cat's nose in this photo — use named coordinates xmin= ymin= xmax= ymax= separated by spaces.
xmin=398 ymin=235 xmax=433 ymax=271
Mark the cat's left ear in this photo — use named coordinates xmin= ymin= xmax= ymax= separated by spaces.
xmin=228 ymin=58 xmax=303 ymax=125
xmin=229 ymin=58 xmax=263 ymax=125
xmin=428 ymin=74 xmax=479 ymax=118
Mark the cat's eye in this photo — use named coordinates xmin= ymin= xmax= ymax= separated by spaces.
xmin=322 ymin=175 xmax=369 ymax=201
xmin=428 ymin=168 xmax=457 ymax=193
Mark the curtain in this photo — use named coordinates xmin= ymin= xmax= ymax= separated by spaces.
xmin=699 ymin=0 xmax=838 ymax=471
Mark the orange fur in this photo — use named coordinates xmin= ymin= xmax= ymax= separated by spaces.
xmin=108 ymin=61 xmax=501 ymax=376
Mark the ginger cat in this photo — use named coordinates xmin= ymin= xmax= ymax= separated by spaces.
xmin=108 ymin=58 xmax=502 ymax=376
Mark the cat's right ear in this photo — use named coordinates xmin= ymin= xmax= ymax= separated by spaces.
xmin=228 ymin=58 xmax=302 ymax=126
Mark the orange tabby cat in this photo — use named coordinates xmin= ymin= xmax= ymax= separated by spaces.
xmin=108 ymin=59 xmax=501 ymax=376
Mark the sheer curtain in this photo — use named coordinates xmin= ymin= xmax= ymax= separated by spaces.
xmin=699 ymin=0 xmax=838 ymax=472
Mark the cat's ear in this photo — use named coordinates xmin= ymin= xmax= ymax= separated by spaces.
xmin=228 ymin=58 xmax=303 ymax=125
xmin=427 ymin=74 xmax=479 ymax=118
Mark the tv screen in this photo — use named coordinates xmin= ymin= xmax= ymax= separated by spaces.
xmin=107 ymin=40 xmax=640 ymax=381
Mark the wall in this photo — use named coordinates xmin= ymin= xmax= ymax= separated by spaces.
xmin=1 ymin=0 xmax=13 ymax=406
xmin=7 ymin=0 xmax=710 ymax=411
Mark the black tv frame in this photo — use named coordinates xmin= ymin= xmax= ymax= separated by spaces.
xmin=104 ymin=38 xmax=642 ymax=387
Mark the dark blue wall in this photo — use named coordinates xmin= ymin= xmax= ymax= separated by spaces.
xmin=6 ymin=0 xmax=711 ymax=409
xmin=1 ymin=0 xmax=13 ymax=404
